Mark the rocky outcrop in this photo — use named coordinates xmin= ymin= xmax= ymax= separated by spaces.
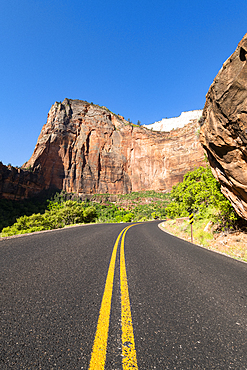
xmin=200 ymin=33 xmax=247 ymax=220
xmin=0 ymin=162 xmax=44 ymax=200
xmin=20 ymin=99 xmax=205 ymax=196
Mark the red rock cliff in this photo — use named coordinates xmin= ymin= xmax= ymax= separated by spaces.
xmin=0 ymin=162 xmax=44 ymax=200
xmin=200 ymin=33 xmax=247 ymax=220
xmin=22 ymin=99 xmax=204 ymax=195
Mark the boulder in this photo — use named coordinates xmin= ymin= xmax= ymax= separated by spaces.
xmin=200 ymin=33 xmax=247 ymax=220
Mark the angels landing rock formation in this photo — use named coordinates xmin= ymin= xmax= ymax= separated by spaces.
xmin=17 ymin=99 xmax=204 ymax=197
xmin=200 ymin=33 xmax=247 ymax=220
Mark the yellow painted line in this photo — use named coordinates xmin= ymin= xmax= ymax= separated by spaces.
xmin=120 ymin=225 xmax=138 ymax=369
xmin=89 ymin=226 xmax=128 ymax=370
xmin=89 ymin=224 xmax=138 ymax=369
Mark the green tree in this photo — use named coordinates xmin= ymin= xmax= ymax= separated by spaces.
xmin=166 ymin=166 xmax=239 ymax=227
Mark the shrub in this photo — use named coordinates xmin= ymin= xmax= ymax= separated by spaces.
xmin=0 ymin=189 xmax=170 ymax=236
xmin=165 ymin=166 xmax=239 ymax=228
xmin=1 ymin=200 xmax=97 ymax=236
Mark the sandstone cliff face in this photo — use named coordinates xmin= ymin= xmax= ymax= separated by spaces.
xmin=200 ymin=33 xmax=247 ymax=220
xmin=22 ymin=99 xmax=205 ymax=196
xmin=0 ymin=162 xmax=44 ymax=200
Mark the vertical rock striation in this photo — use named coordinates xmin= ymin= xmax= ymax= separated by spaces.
xmin=0 ymin=99 xmax=205 ymax=200
xmin=0 ymin=162 xmax=44 ymax=200
xmin=23 ymin=99 xmax=204 ymax=196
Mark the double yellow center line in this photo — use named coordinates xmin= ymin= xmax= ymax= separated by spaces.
xmin=89 ymin=224 xmax=138 ymax=369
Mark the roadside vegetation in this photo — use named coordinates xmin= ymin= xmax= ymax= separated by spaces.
xmin=163 ymin=166 xmax=247 ymax=261
xmin=0 ymin=196 xmax=48 ymax=233
xmin=1 ymin=166 xmax=246 ymax=262
xmin=0 ymin=190 xmax=170 ymax=237
xmin=165 ymin=166 xmax=239 ymax=228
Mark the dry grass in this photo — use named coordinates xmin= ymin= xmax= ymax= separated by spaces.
xmin=208 ymin=232 xmax=247 ymax=262
xmin=160 ymin=220 xmax=247 ymax=263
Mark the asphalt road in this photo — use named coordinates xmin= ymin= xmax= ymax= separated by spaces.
xmin=1 ymin=221 xmax=247 ymax=369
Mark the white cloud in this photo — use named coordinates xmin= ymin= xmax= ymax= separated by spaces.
xmin=143 ymin=110 xmax=202 ymax=132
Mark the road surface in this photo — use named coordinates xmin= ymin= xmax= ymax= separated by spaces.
xmin=1 ymin=221 xmax=247 ymax=369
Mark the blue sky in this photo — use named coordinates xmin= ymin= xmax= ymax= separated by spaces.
xmin=0 ymin=0 xmax=246 ymax=167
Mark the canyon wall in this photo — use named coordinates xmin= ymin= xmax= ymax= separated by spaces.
xmin=0 ymin=162 xmax=44 ymax=200
xmin=200 ymin=33 xmax=247 ymax=220
xmin=0 ymin=99 xmax=205 ymax=199
xmin=20 ymin=99 xmax=204 ymax=196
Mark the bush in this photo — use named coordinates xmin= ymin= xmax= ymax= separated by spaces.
xmin=165 ymin=166 xmax=239 ymax=228
xmin=0 ymin=189 xmax=170 ymax=236
xmin=1 ymin=200 xmax=97 ymax=237
xmin=0 ymin=197 xmax=48 ymax=232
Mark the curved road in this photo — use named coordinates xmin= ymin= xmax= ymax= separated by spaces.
xmin=1 ymin=221 xmax=247 ymax=369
